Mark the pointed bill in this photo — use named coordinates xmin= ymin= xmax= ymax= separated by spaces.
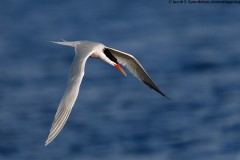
xmin=114 ymin=64 xmax=127 ymax=77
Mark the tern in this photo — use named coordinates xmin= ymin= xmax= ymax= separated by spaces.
xmin=45 ymin=40 xmax=170 ymax=145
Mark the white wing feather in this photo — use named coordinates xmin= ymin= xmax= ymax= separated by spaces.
xmin=45 ymin=44 xmax=93 ymax=145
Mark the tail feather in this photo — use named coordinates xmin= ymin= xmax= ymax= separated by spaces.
xmin=51 ymin=41 xmax=75 ymax=47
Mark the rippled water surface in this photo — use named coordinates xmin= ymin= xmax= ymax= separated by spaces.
xmin=0 ymin=1 xmax=240 ymax=160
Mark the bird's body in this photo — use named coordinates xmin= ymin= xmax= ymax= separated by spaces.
xmin=45 ymin=40 xmax=169 ymax=145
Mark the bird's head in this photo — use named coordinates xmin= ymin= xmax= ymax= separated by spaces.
xmin=103 ymin=48 xmax=127 ymax=77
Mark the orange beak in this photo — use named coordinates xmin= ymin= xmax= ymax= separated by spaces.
xmin=114 ymin=64 xmax=127 ymax=77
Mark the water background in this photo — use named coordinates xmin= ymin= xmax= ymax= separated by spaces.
xmin=0 ymin=1 xmax=240 ymax=159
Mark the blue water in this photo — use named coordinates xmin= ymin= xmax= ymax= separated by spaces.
xmin=1 ymin=1 xmax=240 ymax=159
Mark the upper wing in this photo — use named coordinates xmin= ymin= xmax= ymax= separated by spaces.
xmin=45 ymin=44 xmax=93 ymax=145
xmin=107 ymin=47 xmax=170 ymax=100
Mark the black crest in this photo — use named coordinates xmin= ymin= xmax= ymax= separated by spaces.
xmin=103 ymin=48 xmax=119 ymax=64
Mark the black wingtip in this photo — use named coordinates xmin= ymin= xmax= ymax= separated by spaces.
xmin=163 ymin=94 xmax=172 ymax=101
xmin=142 ymin=80 xmax=171 ymax=101
xmin=157 ymin=90 xmax=171 ymax=101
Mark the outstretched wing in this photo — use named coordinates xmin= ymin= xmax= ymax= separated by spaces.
xmin=107 ymin=47 xmax=170 ymax=100
xmin=45 ymin=42 xmax=93 ymax=145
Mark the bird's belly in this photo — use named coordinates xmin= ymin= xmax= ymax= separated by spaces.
xmin=90 ymin=52 xmax=100 ymax=58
